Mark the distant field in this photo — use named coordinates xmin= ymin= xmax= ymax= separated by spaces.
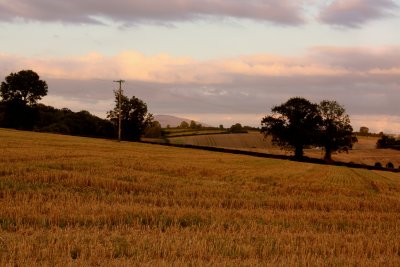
xmin=168 ymin=132 xmax=400 ymax=167
xmin=162 ymin=128 xmax=228 ymax=137
xmin=1 ymin=128 xmax=400 ymax=265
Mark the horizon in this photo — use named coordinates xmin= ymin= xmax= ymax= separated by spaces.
xmin=1 ymin=0 xmax=400 ymax=133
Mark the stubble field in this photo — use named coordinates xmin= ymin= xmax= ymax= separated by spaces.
xmin=168 ymin=132 xmax=400 ymax=166
xmin=1 ymin=128 xmax=400 ymax=266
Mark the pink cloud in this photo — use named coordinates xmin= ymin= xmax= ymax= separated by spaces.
xmin=0 ymin=0 xmax=304 ymax=25
xmin=1 ymin=46 xmax=400 ymax=133
xmin=318 ymin=0 xmax=398 ymax=27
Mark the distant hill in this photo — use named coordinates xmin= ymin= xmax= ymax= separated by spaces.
xmin=154 ymin=115 xmax=211 ymax=128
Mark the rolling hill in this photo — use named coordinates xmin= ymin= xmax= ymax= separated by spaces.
xmin=154 ymin=114 xmax=211 ymax=128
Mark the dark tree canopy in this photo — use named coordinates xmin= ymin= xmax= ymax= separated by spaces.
xmin=0 ymin=70 xmax=48 ymax=105
xmin=179 ymin=121 xmax=189 ymax=129
xmin=318 ymin=100 xmax=357 ymax=161
xmin=107 ymin=91 xmax=153 ymax=141
xmin=261 ymin=97 xmax=322 ymax=158
xmin=230 ymin=123 xmax=246 ymax=133
xmin=376 ymin=135 xmax=400 ymax=149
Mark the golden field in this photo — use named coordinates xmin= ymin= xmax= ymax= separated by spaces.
xmin=168 ymin=132 xmax=400 ymax=167
xmin=1 ymin=128 xmax=400 ymax=266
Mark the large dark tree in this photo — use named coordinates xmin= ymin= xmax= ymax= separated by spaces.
xmin=318 ymin=100 xmax=357 ymax=161
xmin=107 ymin=91 xmax=153 ymax=141
xmin=261 ymin=97 xmax=321 ymax=158
xmin=0 ymin=70 xmax=48 ymax=105
xmin=0 ymin=70 xmax=47 ymax=129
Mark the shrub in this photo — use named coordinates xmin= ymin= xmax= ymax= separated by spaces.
xmin=374 ymin=162 xmax=382 ymax=168
xmin=386 ymin=162 xmax=394 ymax=169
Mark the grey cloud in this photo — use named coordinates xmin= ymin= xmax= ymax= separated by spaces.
xmin=309 ymin=46 xmax=400 ymax=71
xmin=0 ymin=0 xmax=304 ymax=25
xmin=43 ymin=71 xmax=400 ymax=122
xmin=318 ymin=0 xmax=398 ymax=27
xmin=35 ymin=47 xmax=400 ymax=121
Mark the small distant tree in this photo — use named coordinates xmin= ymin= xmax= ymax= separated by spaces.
xmin=318 ymin=100 xmax=357 ymax=161
xmin=386 ymin=162 xmax=394 ymax=169
xmin=189 ymin=120 xmax=197 ymax=129
xmin=376 ymin=135 xmax=396 ymax=148
xmin=359 ymin=126 xmax=369 ymax=135
xmin=189 ymin=120 xmax=202 ymax=129
xmin=107 ymin=91 xmax=153 ymax=141
xmin=261 ymin=97 xmax=321 ymax=158
xmin=374 ymin=162 xmax=382 ymax=168
xmin=144 ymin=121 xmax=162 ymax=138
xmin=230 ymin=123 xmax=246 ymax=133
xmin=219 ymin=124 xmax=224 ymax=129
xmin=180 ymin=121 xmax=189 ymax=129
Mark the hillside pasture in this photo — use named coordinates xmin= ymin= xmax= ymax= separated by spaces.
xmin=1 ymin=128 xmax=400 ymax=265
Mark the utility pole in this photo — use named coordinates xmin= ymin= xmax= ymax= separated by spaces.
xmin=113 ymin=80 xmax=125 ymax=142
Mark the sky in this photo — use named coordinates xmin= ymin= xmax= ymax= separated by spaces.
xmin=1 ymin=0 xmax=400 ymax=133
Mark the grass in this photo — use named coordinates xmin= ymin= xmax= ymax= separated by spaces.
xmin=1 ymin=128 xmax=400 ymax=266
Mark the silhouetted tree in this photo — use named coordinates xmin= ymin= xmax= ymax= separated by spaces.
xmin=0 ymin=70 xmax=47 ymax=105
xmin=144 ymin=121 xmax=162 ymax=138
xmin=261 ymin=97 xmax=321 ymax=158
xmin=0 ymin=70 xmax=47 ymax=129
xmin=107 ymin=91 xmax=153 ymax=141
xmin=180 ymin=121 xmax=189 ymax=129
xmin=359 ymin=126 xmax=369 ymax=135
xmin=318 ymin=100 xmax=357 ymax=161
xmin=230 ymin=123 xmax=247 ymax=133
xmin=376 ymin=135 xmax=397 ymax=148
xmin=386 ymin=162 xmax=394 ymax=169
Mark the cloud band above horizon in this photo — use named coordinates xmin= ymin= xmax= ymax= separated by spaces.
xmin=0 ymin=0 xmax=398 ymax=27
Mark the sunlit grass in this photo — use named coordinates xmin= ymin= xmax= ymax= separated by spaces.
xmin=1 ymin=128 xmax=400 ymax=265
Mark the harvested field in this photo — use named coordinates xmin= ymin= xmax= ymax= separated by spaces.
xmin=1 ymin=128 xmax=400 ymax=266
xmin=168 ymin=132 xmax=400 ymax=167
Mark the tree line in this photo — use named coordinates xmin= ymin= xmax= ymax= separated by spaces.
xmin=2 ymin=69 xmax=396 ymax=162
xmin=0 ymin=70 xmax=151 ymax=140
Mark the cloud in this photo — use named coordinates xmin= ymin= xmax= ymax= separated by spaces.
xmin=1 ymin=46 xmax=400 ymax=133
xmin=318 ymin=0 xmax=398 ymax=27
xmin=0 ymin=0 xmax=304 ymax=25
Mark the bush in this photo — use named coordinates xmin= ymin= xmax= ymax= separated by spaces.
xmin=386 ymin=162 xmax=394 ymax=169
xmin=374 ymin=162 xmax=382 ymax=168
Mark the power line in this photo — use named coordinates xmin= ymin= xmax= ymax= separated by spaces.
xmin=113 ymin=80 xmax=125 ymax=142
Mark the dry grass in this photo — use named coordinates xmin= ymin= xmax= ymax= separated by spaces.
xmin=1 ymin=128 xmax=400 ymax=266
xmin=168 ymin=132 xmax=400 ymax=167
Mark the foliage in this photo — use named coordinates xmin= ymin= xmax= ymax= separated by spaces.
xmin=318 ymin=100 xmax=357 ymax=161
xmin=229 ymin=123 xmax=247 ymax=133
xmin=189 ymin=120 xmax=202 ymax=129
xmin=0 ymin=101 xmax=115 ymax=137
xmin=107 ymin=91 xmax=153 ymax=141
xmin=0 ymin=70 xmax=48 ymax=105
xmin=376 ymin=135 xmax=400 ymax=149
xmin=179 ymin=121 xmax=189 ymax=129
xmin=144 ymin=121 xmax=163 ymax=138
xmin=359 ymin=126 xmax=369 ymax=135
xmin=0 ymin=99 xmax=38 ymax=130
xmin=386 ymin=162 xmax=394 ymax=169
xmin=261 ymin=97 xmax=321 ymax=158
